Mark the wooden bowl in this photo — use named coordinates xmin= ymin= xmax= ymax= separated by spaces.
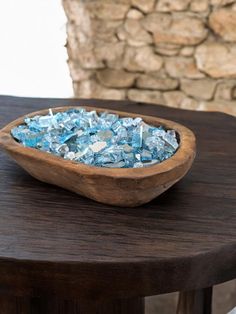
xmin=0 ymin=106 xmax=196 ymax=207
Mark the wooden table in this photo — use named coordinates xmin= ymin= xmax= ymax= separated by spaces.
xmin=0 ymin=95 xmax=235 ymax=314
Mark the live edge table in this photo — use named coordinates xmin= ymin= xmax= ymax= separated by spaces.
xmin=0 ymin=96 xmax=235 ymax=314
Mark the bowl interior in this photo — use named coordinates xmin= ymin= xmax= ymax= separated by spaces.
xmin=0 ymin=106 xmax=196 ymax=179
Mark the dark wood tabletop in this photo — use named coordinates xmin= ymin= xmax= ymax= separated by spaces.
xmin=0 ymin=95 xmax=235 ymax=314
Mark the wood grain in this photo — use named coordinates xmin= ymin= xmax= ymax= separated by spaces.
xmin=0 ymin=96 xmax=235 ymax=302
xmin=0 ymin=296 xmax=144 ymax=314
xmin=177 ymin=288 xmax=212 ymax=314
xmin=0 ymin=106 xmax=196 ymax=207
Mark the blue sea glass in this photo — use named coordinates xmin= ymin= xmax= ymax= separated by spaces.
xmin=11 ymin=108 xmax=179 ymax=168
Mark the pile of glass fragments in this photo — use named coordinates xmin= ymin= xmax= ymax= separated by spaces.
xmin=11 ymin=108 xmax=179 ymax=168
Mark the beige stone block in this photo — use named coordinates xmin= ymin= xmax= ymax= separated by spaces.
xmin=164 ymin=90 xmax=236 ymax=114
xmin=124 ymin=46 xmax=163 ymax=72
xmin=156 ymin=0 xmax=191 ymax=12
xmin=66 ymin=23 xmax=92 ymax=46
xmin=116 ymin=28 xmax=127 ymax=41
xmin=180 ymin=97 xmax=200 ymax=110
xmin=143 ymin=13 xmax=208 ymax=45
xmin=155 ymin=44 xmax=180 ymax=56
xmin=131 ymin=0 xmax=156 ymax=13
xmin=190 ymin=0 xmax=209 ymax=12
xmin=126 ymin=8 xmax=144 ymax=19
xmin=142 ymin=12 xmax=172 ymax=33
xmin=68 ymin=61 xmax=93 ymax=81
xmin=96 ymin=69 xmax=136 ymax=88
xmin=209 ymin=8 xmax=236 ymax=42
xmin=181 ymin=79 xmax=217 ymax=100
xmin=124 ymin=19 xmax=152 ymax=41
xmin=118 ymin=0 xmax=132 ymax=3
xmin=94 ymin=42 xmax=125 ymax=63
xmin=116 ymin=19 xmax=152 ymax=46
xmin=91 ymin=19 xmax=122 ymax=42
xmin=117 ymin=0 xmax=132 ymax=3
xmin=195 ymin=42 xmax=236 ymax=78
xmin=78 ymin=53 xmax=104 ymax=70
xmin=210 ymin=0 xmax=236 ymax=6
xmin=128 ymin=89 xmax=164 ymax=105
xmin=66 ymin=24 xmax=91 ymax=48
xmin=215 ymin=80 xmax=236 ymax=100
xmin=165 ymin=57 xmax=205 ymax=78
xmin=74 ymin=80 xmax=126 ymax=100
xmin=162 ymin=94 xmax=199 ymax=111
xmin=85 ymin=2 xmax=130 ymax=20
xmin=67 ymin=21 xmax=119 ymax=45
xmin=136 ymin=75 xmax=179 ymax=90
xmin=62 ymin=0 xmax=91 ymax=27
xmin=107 ymin=58 xmax=125 ymax=70
xmin=154 ymin=15 xmax=208 ymax=45
xmin=197 ymin=100 xmax=236 ymax=115
xmin=67 ymin=42 xmax=105 ymax=70
xmin=126 ymin=39 xmax=151 ymax=47
xmin=180 ymin=46 xmax=195 ymax=57
xmin=163 ymin=91 xmax=186 ymax=107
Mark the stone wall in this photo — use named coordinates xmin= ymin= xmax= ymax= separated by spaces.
xmin=62 ymin=0 xmax=236 ymax=116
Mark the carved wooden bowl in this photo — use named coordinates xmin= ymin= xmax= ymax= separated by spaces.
xmin=0 ymin=106 xmax=196 ymax=207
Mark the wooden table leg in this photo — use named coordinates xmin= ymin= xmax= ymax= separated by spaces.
xmin=177 ymin=287 xmax=213 ymax=314
xmin=0 ymin=296 xmax=144 ymax=314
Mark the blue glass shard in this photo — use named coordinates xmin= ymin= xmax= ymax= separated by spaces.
xmin=23 ymin=134 xmax=43 ymax=148
xmin=141 ymin=150 xmax=152 ymax=162
xmin=132 ymin=125 xmax=143 ymax=149
xmin=133 ymin=162 xmax=144 ymax=168
xmin=133 ymin=117 xmax=142 ymax=126
xmin=96 ymin=130 xmax=113 ymax=142
xmin=121 ymin=117 xmax=133 ymax=128
xmin=143 ymin=159 xmax=159 ymax=167
xmin=11 ymin=108 xmax=179 ymax=168
xmin=103 ymin=161 xmax=125 ymax=168
xmin=163 ymin=131 xmax=179 ymax=150
xmin=122 ymin=153 xmax=132 ymax=167
xmin=59 ymin=132 xmax=76 ymax=144
xmin=122 ymin=144 xmax=133 ymax=153
xmin=111 ymin=120 xmax=122 ymax=133
xmin=11 ymin=126 xmax=28 ymax=141
xmin=39 ymin=139 xmax=50 ymax=152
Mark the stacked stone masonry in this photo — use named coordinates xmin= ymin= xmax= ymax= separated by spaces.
xmin=63 ymin=0 xmax=236 ymax=116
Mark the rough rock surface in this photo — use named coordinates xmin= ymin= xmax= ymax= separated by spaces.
xmin=131 ymin=0 xmax=156 ymax=13
xmin=190 ymin=0 xmax=209 ymax=12
xmin=117 ymin=19 xmax=153 ymax=46
xmin=63 ymin=0 xmax=236 ymax=116
xmin=195 ymin=43 xmax=236 ymax=78
xmin=215 ymin=80 xmax=236 ymax=100
xmin=155 ymin=42 xmax=180 ymax=55
xmin=124 ymin=46 xmax=163 ymax=72
xmin=156 ymin=0 xmax=191 ymax=12
xmin=143 ymin=13 xmax=208 ymax=45
xmin=180 ymin=46 xmax=195 ymax=56
xmin=165 ymin=57 xmax=205 ymax=78
xmin=96 ymin=69 xmax=136 ymax=88
xmin=209 ymin=8 xmax=236 ymax=42
xmin=74 ymin=80 xmax=126 ymax=100
xmin=85 ymin=2 xmax=129 ymax=20
xmin=210 ymin=0 xmax=236 ymax=5
xmin=127 ymin=9 xmax=144 ymax=19
xmin=181 ymin=79 xmax=217 ymax=100
xmin=128 ymin=89 xmax=164 ymax=105
xmin=137 ymin=75 xmax=179 ymax=90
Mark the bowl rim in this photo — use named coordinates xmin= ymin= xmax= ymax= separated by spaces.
xmin=0 ymin=105 xmax=196 ymax=179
